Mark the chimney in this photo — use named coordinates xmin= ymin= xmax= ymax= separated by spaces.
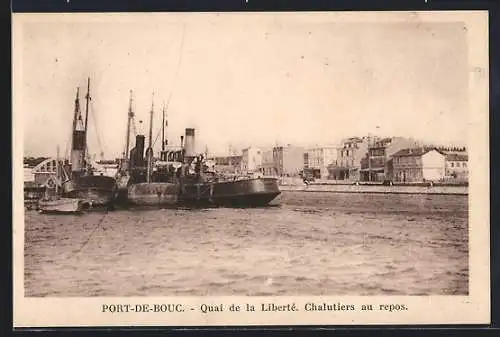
xmin=180 ymin=135 xmax=184 ymax=149
xmin=184 ymin=128 xmax=196 ymax=157
xmin=134 ymin=135 xmax=145 ymax=166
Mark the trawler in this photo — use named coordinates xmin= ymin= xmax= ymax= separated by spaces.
xmin=175 ymin=128 xmax=281 ymax=208
xmin=60 ymin=78 xmax=117 ymax=209
xmin=117 ymin=91 xmax=280 ymax=208
xmin=116 ymin=92 xmax=180 ymax=207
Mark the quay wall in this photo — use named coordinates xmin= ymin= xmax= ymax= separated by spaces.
xmin=279 ymin=183 xmax=468 ymax=195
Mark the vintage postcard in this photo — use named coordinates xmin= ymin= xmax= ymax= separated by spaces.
xmin=13 ymin=11 xmax=489 ymax=327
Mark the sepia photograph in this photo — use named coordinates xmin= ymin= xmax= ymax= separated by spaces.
xmin=13 ymin=11 xmax=489 ymax=327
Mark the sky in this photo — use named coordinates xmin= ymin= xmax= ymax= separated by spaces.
xmin=16 ymin=13 xmax=470 ymax=158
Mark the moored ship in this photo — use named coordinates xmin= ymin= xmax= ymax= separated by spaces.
xmin=161 ymin=130 xmax=281 ymax=208
xmin=116 ymin=90 xmax=280 ymax=208
xmin=193 ymin=176 xmax=280 ymax=207
xmin=117 ymin=92 xmax=180 ymax=207
xmin=61 ymin=78 xmax=117 ymax=209
xmin=176 ymin=128 xmax=281 ymax=207
xmin=63 ymin=174 xmax=117 ymax=207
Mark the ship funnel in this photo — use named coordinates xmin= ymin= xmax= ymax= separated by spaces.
xmin=184 ymin=128 xmax=196 ymax=157
xmin=130 ymin=134 xmax=145 ymax=167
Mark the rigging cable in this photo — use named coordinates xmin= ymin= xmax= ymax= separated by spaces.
xmin=123 ymin=25 xmax=186 ymax=156
xmin=163 ymin=23 xmax=187 ymax=121
xmin=151 ymin=23 xmax=187 ymax=151
xmin=89 ymin=100 xmax=105 ymax=159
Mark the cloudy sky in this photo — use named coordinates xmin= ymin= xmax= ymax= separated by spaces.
xmin=16 ymin=12 xmax=470 ymax=158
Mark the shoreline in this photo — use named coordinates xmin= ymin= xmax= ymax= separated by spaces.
xmin=279 ymin=184 xmax=468 ymax=195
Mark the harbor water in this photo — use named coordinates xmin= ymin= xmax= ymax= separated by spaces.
xmin=24 ymin=191 xmax=468 ymax=297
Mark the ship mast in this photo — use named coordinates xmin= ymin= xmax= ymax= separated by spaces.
xmin=70 ymin=86 xmax=85 ymax=178
xmin=56 ymin=145 xmax=60 ymax=195
xmin=146 ymin=92 xmax=154 ymax=183
xmin=83 ymin=77 xmax=91 ymax=169
xmin=72 ymin=88 xmax=80 ymax=134
xmin=148 ymin=93 xmax=154 ymax=150
xmin=161 ymin=102 xmax=166 ymax=152
xmin=124 ymin=90 xmax=134 ymax=170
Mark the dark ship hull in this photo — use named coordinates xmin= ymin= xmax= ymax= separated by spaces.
xmin=179 ymin=177 xmax=281 ymax=208
xmin=63 ymin=175 xmax=117 ymax=208
xmin=127 ymin=182 xmax=179 ymax=206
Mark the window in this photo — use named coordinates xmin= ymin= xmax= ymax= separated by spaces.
xmin=463 ymin=162 xmax=467 ymax=168
xmin=451 ymin=162 xmax=454 ymax=168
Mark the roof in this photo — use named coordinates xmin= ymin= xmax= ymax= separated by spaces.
xmin=374 ymin=137 xmax=393 ymax=145
xmin=392 ymin=147 xmax=444 ymax=157
xmin=209 ymin=155 xmax=242 ymax=160
xmin=343 ymin=137 xmax=363 ymax=143
xmin=446 ymin=153 xmax=468 ymax=161
xmin=242 ymin=146 xmax=261 ymax=152
xmin=308 ymin=144 xmax=338 ymax=150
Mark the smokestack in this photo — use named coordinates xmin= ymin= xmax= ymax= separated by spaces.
xmin=134 ymin=135 xmax=145 ymax=166
xmin=184 ymin=128 xmax=195 ymax=157
xmin=71 ymin=130 xmax=86 ymax=172
xmin=180 ymin=136 xmax=184 ymax=148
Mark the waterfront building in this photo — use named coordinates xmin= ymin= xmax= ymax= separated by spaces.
xmin=208 ymin=155 xmax=242 ymax=174
xmin=241 ymin=146 xmax=262 ymax=173
xmin=24 ymin=166 xmax=35 ymax=183
xmin=360 ymin=137 xmax=419 ymax=182
xmin=445 ymin=153 xmax=468 ymax=180
xmin=307 ymin=145 xmax=338 ymax=179
xmin=328 ymin=136 xmax=371 ymax=181
xmin=261 ymin=149 xmax=276 ymax=176
xmin=31 ymin=157 xmax=59 ymax=185
xmin=391 ymin=147 xmax=446 ymax=182
xmin=273 ymin=144 xmax=305 ymax=177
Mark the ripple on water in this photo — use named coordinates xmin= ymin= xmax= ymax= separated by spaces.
xmin=24 ymin=192 xmax=469 ymax=297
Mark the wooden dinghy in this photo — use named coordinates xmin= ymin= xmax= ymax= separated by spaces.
xmin=38 ymin=197 xmax=91 ymax=214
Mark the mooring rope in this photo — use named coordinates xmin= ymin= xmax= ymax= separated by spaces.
xmin=72 ymin=211 xmax=108 ymax=255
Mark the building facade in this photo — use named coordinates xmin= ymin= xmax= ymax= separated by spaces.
xmin=303 ymin=152 xmax=309 ymax=169
xmin=392 ymin=148 xmax=446 ymax=182
xmin=273 ymin=145 xmax=305 ymax=177
xmin=307 ymin=145 xmax=338 ymax=179
xmin=261 ymin=149 xmax=276 ymax=176
xmin=31 ymin=157 xmax=59 ymax=185
xmin=328 ymin=137 xmax=370 ymax=181
xmin=209 ymin=155 xmax=242 ymax=174
xmin=360 ymin=137 xmax=418 ymax=182
xmin=241 ymin=147 xmax=262 ymax=173
xmin=445 ymin=153 xmax=468 ymax=180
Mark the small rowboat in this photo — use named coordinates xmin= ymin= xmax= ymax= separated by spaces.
xmin=38 ymin=197 xmax=91 ymax=214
